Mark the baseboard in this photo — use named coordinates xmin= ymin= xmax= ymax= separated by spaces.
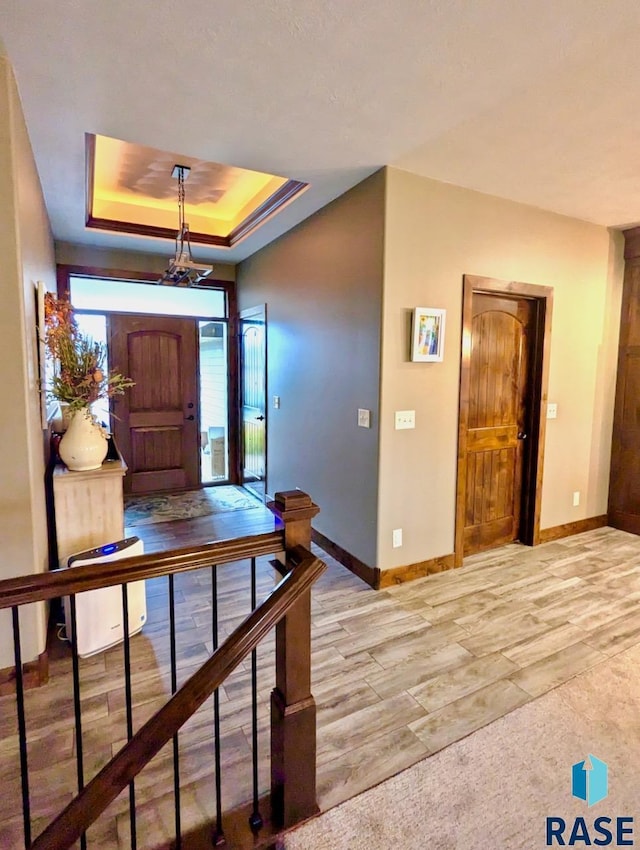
xmin=378 ymin=554 xmax=456 ymax=588
xmin=539 ymin=514 xmax=608 ymax=543
xmin=311 ymin=528 xmax=379 ymax=588
xmin=0 ymin=650 xmax=49 ymax=697
xmin=323 ymin=516 xmax=609 ymax=592
xmin=311 ymin=529 xmax=458 ymax=590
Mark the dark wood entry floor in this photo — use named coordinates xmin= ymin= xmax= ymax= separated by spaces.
xmin=125 ymin=498 xmax=278 ymax=554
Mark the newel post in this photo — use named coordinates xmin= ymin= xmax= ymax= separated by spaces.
xmin=267 ymin=490 xmax=320 ymax=828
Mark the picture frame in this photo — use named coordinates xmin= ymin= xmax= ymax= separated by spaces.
xmin=411 ymin=307 xmax=446 ymax=362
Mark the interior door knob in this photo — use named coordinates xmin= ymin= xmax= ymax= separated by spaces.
xmin=186 ymin=414 xmax=195 ymax=421
xmin=255 ymin=415 xmax=265 ymax=421
xmin=517 ymin=431 xmax=527 ymax=440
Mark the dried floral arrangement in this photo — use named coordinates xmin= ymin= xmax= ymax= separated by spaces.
xmin=44 ymin=293 xmax=134 ymax=412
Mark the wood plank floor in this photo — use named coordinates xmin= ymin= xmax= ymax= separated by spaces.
xmin=2 ymin=515 xmax=640 ymax=848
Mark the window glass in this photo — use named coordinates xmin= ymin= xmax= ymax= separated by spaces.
xmin=70 ymin=276 xmax=226 ymax=318
xmin=74 ymin=312 xmax=110 ymax=429
xmin=199 ymin=321 xmax=228 ymax=482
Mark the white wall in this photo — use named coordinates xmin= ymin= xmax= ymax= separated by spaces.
xmin=378 ymin=167 xmax=623 ymax=572
xmin=0 ymin=57 xmax=56 ymax=666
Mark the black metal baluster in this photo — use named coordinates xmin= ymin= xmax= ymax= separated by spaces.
xmin=122 ymin=583 xmax=137 ymax=850
xmin=12 ymin=606 xmax=31 ymax=850
xmin=249 ymin=557 xmax=263 ymax=834
xmin=69 ymin=595 xmax=87 ymax=850
xmin=211 ymin=565 xmax=225 ymax=846
xmin=168 ymin=574 xmax=181 ymax=848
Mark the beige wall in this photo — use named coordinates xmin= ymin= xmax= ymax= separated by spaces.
xmin=378 ymin=167 xmax=623 ymax=571
xmin=0 ymin=57 xmax=55 ymax=666
xmin=237 ymin=171 xmax=385 ymax=566
xmin=55 ymin=242 xmax=235 ymax=282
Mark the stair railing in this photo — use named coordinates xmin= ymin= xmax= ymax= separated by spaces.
xmin=0 ymin=489 xmax=322 ymax=850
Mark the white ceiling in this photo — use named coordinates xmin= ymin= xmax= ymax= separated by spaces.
xmin=3 ymin=0 xmax=640 ymax=265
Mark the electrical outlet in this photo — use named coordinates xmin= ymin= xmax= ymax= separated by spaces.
xmin=358 ymin=408 xmax=371 ymax=428
xmin=547 ymin=403 xmax=558 ymax=419
xmin=392 ymin=528 xmax=403 ymax=548
xmin=395 ymin=410 xmax=415 ymax=430
xmin=573 ymin=491 xmax=580 ymax=507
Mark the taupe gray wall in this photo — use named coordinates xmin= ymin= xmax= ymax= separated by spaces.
xmin=55 ymin=242 xmax=235 ymax=281
xmin=237 ymin=170 xmax=385 ymax=566
xmin=0 ymin=57 xmax=55 ymax=666
xmin=379 ymin=167 xmax=623 ymax=571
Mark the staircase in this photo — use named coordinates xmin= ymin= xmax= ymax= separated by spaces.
xmin=0 ymin=491 xmax=324 ymax=849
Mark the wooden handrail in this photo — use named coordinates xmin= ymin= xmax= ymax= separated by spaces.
xmin=0 ymin=530 xmax=284 ymax=609
xmin=31 ymin=545 xmax=326 ymax=850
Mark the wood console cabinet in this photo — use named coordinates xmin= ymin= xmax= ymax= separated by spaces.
xmin=52 ymin=455 xmax=127 ymax=568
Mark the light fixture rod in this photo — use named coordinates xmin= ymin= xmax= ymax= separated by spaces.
xmin=157 ymin=163 xmax=213 ymax=287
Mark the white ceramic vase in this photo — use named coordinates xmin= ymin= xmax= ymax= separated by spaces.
xmin=58 ymin=407 xmax=108 ymax=471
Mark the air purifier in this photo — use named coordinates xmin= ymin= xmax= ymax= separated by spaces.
xmin=63 ymin=536 xmax=147 ymax=658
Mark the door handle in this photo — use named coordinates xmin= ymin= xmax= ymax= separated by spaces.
xmin=186 ymin=414 xmax=195 ymax=421
xmin=255 ymin=415 xmax=265 ymax=421
xmin=517 ymin=432 xmax=527 ymax=440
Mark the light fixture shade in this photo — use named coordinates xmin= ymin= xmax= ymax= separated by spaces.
xmin=158 ymin=167 xmax=214 ymax=286
xmin=159 ymin=251 xmax=213 ymax=287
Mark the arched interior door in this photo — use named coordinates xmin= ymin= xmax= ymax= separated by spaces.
xmin=462 ymin=294 xmax=535 ymax=555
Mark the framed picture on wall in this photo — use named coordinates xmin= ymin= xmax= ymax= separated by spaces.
xmin=411 ymin=307 xmax=446 ymax=362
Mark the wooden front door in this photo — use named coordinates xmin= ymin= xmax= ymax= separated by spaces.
xmin=461 ymin=293 xmax=536 ymax=555
xmin=240 ymin=305 xmax=267 ymax=501
xmin=109 ymin=314 xmax=200 ymax=494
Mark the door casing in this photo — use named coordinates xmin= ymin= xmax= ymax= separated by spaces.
xmin=239 ymin=304 xmax=267 ymax=500
xmin=56 ymin=264 xmax=240 ymax=487
xmin=455 ymin=275 xmax=553 ymax=566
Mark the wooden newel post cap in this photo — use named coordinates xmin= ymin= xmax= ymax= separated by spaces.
xmin=267 ymin=490 xmax=320 ymax=521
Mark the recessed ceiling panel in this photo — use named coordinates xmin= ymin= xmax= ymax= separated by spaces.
xmin=86 ymin=134 xmax=308 ymax=247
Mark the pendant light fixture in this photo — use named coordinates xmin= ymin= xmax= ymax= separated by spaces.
xmin=158 ymin=164 xmax=213 ymax=286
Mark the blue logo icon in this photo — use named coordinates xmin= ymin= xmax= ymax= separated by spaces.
xmin=572 ymin=755 xmax=608 ymax=807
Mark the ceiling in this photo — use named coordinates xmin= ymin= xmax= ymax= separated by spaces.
xmin=3 ymin=0 xmax=640 ymax=265
xmin=88 ymin=134 xmax=300 ymax=243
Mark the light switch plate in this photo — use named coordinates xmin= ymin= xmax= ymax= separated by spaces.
xmin=358 ymin=408 xmax=371 ymax=428
xmin=273 ymin=395 xmax=281 ymax=409
xmin=395 ymin=410 xmax=415 ymax=430
xmin=392 ymin=528 xmax=403 ymax=548
xmin=547 ymin=403 xmax=558 ymax=419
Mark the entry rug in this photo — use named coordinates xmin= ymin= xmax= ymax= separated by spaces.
xmin=124 ymin=486 xmax=262 ymax=527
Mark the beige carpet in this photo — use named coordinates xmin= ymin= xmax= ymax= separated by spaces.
xmin=285 ymin=643 xmax=640 ymax=849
